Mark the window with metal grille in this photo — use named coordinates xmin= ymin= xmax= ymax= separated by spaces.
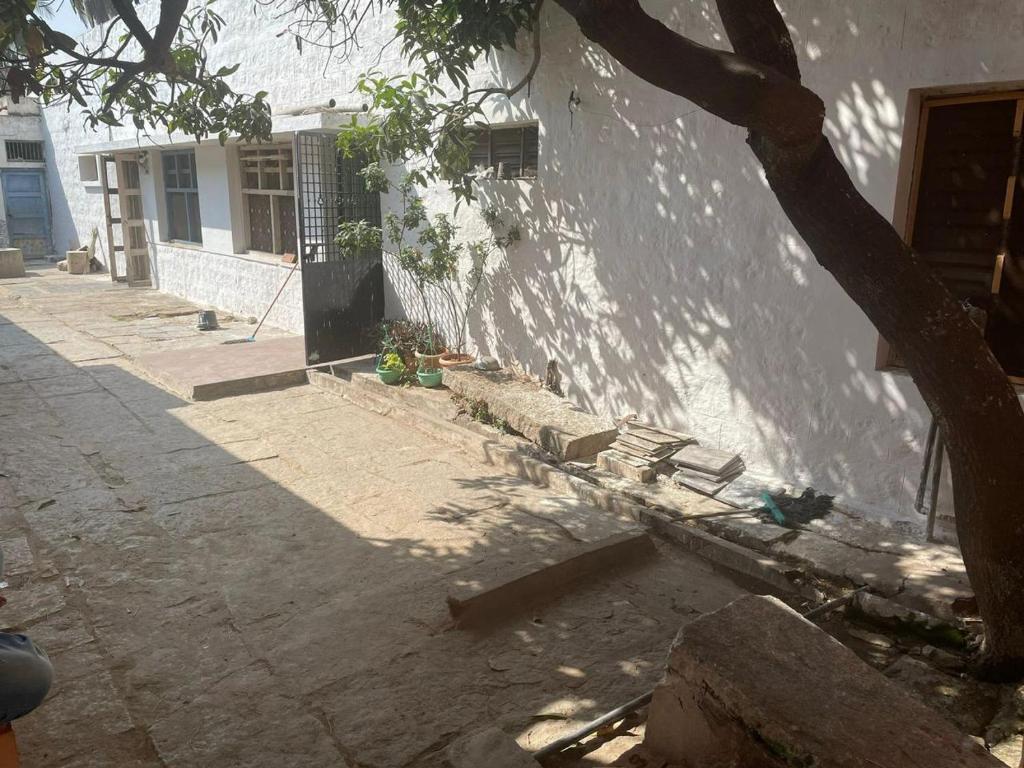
xmin=5 ymin=140 xmax=43 ymax=162
xmin=162 ymin=150 xmax=202 ymax=244
xmin=886 ymin=91 xmax=1024 ymax=380
xmin=239 ymin=145 xmax=295 ymax=255
xmin=467 ymin=124 xmax=538 ymax=179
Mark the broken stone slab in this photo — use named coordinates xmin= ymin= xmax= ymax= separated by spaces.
xmin=447 ymin=727 xmax=538 ymax=767
xmin=644 ymin=594 xmax=1001 ymax=768
xmin=597 ymin=449 xmax=655 ymax=483
xmin=447 ymin=531 xmax=655 ymax=629
xmin=444 ymin=368 xmax=617 ymax=461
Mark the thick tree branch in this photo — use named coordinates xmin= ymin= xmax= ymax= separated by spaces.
xmin=716 ymin=0 xmax=800 ymax=82
xmin=551 ymin=0 xmax=822 ymax=148
xmin=108 ymin=0 xmax=154 ymax=47
xmin=467 ymin=0 xmax=544 ymax=103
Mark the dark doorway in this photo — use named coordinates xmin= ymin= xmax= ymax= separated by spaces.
xmin=294 ymin=131 xmax=384 ymax=365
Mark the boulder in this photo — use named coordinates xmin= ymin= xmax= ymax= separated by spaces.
xmin=644 ymin=594 xmax=1001 ymax=767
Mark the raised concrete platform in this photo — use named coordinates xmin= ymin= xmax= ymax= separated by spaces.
xmin=133 ymin=335 xmax=308 ymax=400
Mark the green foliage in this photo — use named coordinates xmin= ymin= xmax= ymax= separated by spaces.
xmin=462 ymin=397 xmax=515 ymax=435
xmin=375 ymin=319 xmax=436 ymax=369
xmin=337 ymin=1 xmax=541 ymax=203
xmin=394 ymin=0 xmax=536 ymax=86
xmin=2 ymin=0 xmax=272 ymax=142
xmin=379 ymin=351 xmax=404 ymax=372
xmin=337 ymin=167 xmax=520 ymax=354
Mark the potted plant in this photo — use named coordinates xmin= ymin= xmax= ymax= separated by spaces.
xmin=376 ymin=351 xmax=405 ymax=384
xmin=414 ymin=323 xmax=443 ymax=371
xmin=415 ymin=324 xmax=443 ymax=387
xmin=337 ymin=167 xmax=519 ymax=372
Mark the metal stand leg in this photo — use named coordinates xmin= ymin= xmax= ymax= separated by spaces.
xmin=914 ymin=418 xmax=938 ymax=515
xmin=925 ymin=428 xmax=944 ymax=543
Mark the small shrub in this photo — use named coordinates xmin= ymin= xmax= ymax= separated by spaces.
xmin=379 ymin=352 xmax=404 ymax=372
xmin=375 ymin=320 xmax=445 ymax=369
xmin=461 ymin=397 xmax=517 ymax=435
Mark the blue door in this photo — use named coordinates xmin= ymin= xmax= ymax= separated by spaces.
xmin=2 ymin=169 xmax=52 ymax=257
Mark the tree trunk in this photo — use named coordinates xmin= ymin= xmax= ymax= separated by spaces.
xmin=552 ymin=0 xmax=1024 ymax=676
xmin=758 ymin=137 xmax=1024 ymax=678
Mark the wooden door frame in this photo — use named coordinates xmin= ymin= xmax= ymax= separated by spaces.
xmin=879 ymin=86 xmax=1024 ymax=387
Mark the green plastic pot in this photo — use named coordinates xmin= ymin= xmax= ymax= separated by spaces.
xmin=417 ymin=368 xmax=443 ymax=388
xmin=376 ymin=366 xmax=403 ymax=385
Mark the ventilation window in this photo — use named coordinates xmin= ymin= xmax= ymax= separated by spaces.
xmin=5 ymin=140 xmax=43 ymax=162
xmin=467 ymin=124 xmax=538 ymax=179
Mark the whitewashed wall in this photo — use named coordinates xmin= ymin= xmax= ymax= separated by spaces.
xmin=42 ymin=0 xmax=1024 ymax=526
xmin=0 ymin=97 xmax=47 ymax=248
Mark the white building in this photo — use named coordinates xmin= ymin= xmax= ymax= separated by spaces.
xmin=40 ymin=1 xmax=1024 ymax=530
xmin=0 ymin=96 xmax=50 ymax=256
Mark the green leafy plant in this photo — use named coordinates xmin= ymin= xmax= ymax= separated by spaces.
xmin=379 ymin=352 xmax=404 ymax=372
xmin=461 ymin=397 xmax=517 ymax=435
xmin=374 ymin=319 xmax=436 ymax=370
xmin=337 ymin=167 xmax=519 ymax=355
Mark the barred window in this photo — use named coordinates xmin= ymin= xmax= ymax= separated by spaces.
xmin=239 ymin=145 xmax=295 ymax=255
xmin=5 ymin=140 xmax=43 ymax=162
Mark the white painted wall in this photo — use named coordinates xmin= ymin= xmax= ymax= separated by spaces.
xmin=40 ymin=0 xmax=1024 ymax=529
xmin=0 ymin=97 xmax=47 ymax=248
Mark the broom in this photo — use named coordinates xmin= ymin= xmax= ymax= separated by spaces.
xmin=222 ymin=257 xmax=299 ymax=345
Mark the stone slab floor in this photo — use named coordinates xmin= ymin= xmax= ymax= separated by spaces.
xmin=0 ymin=267 xmax=747 ymax=767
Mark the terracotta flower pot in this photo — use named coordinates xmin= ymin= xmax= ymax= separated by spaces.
xmin=439 ymin=352 xmax=474 ymax=368
xmin=415 ymin=350 xmax=442 ymax=370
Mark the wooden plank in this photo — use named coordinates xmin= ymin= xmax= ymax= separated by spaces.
xmin=925 ymin=90 xmax=1024 ymax=108
xmin=447 ymin=531 xmax=655 ymax=628
xmin=903 ymin=102 xmax=931 ymax=246
xmin=99 ymin=156 xmax=119 ymax=283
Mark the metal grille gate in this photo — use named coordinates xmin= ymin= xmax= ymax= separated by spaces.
xmin=295 ymin=131 xmax=384 ymax=365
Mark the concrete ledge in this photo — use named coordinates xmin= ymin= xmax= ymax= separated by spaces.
xmin=447 ymin=531 xmax=655 ymax=629
xmin=641 ymin=511 xmax=811 ymax=598
xmin=444 ymin=368 xmax=618 ymax=460
xmin=644 ymin=594 xmax=1000 ymax=768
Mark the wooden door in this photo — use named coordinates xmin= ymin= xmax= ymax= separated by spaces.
xmin=116 ymin=155 xmax=151 ymax=287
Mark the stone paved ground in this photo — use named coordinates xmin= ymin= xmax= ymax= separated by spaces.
xmin=0 ymin=267 xmax=746 ymax=767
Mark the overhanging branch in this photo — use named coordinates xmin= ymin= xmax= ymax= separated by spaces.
xmin=551 ymin=0 xmax=823 ymax=148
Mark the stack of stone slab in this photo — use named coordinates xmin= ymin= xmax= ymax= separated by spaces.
xmin=598 ymin=419 xmax=694 ymax=483
xmin=668 ymin=443 xmax=745 ymax=496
